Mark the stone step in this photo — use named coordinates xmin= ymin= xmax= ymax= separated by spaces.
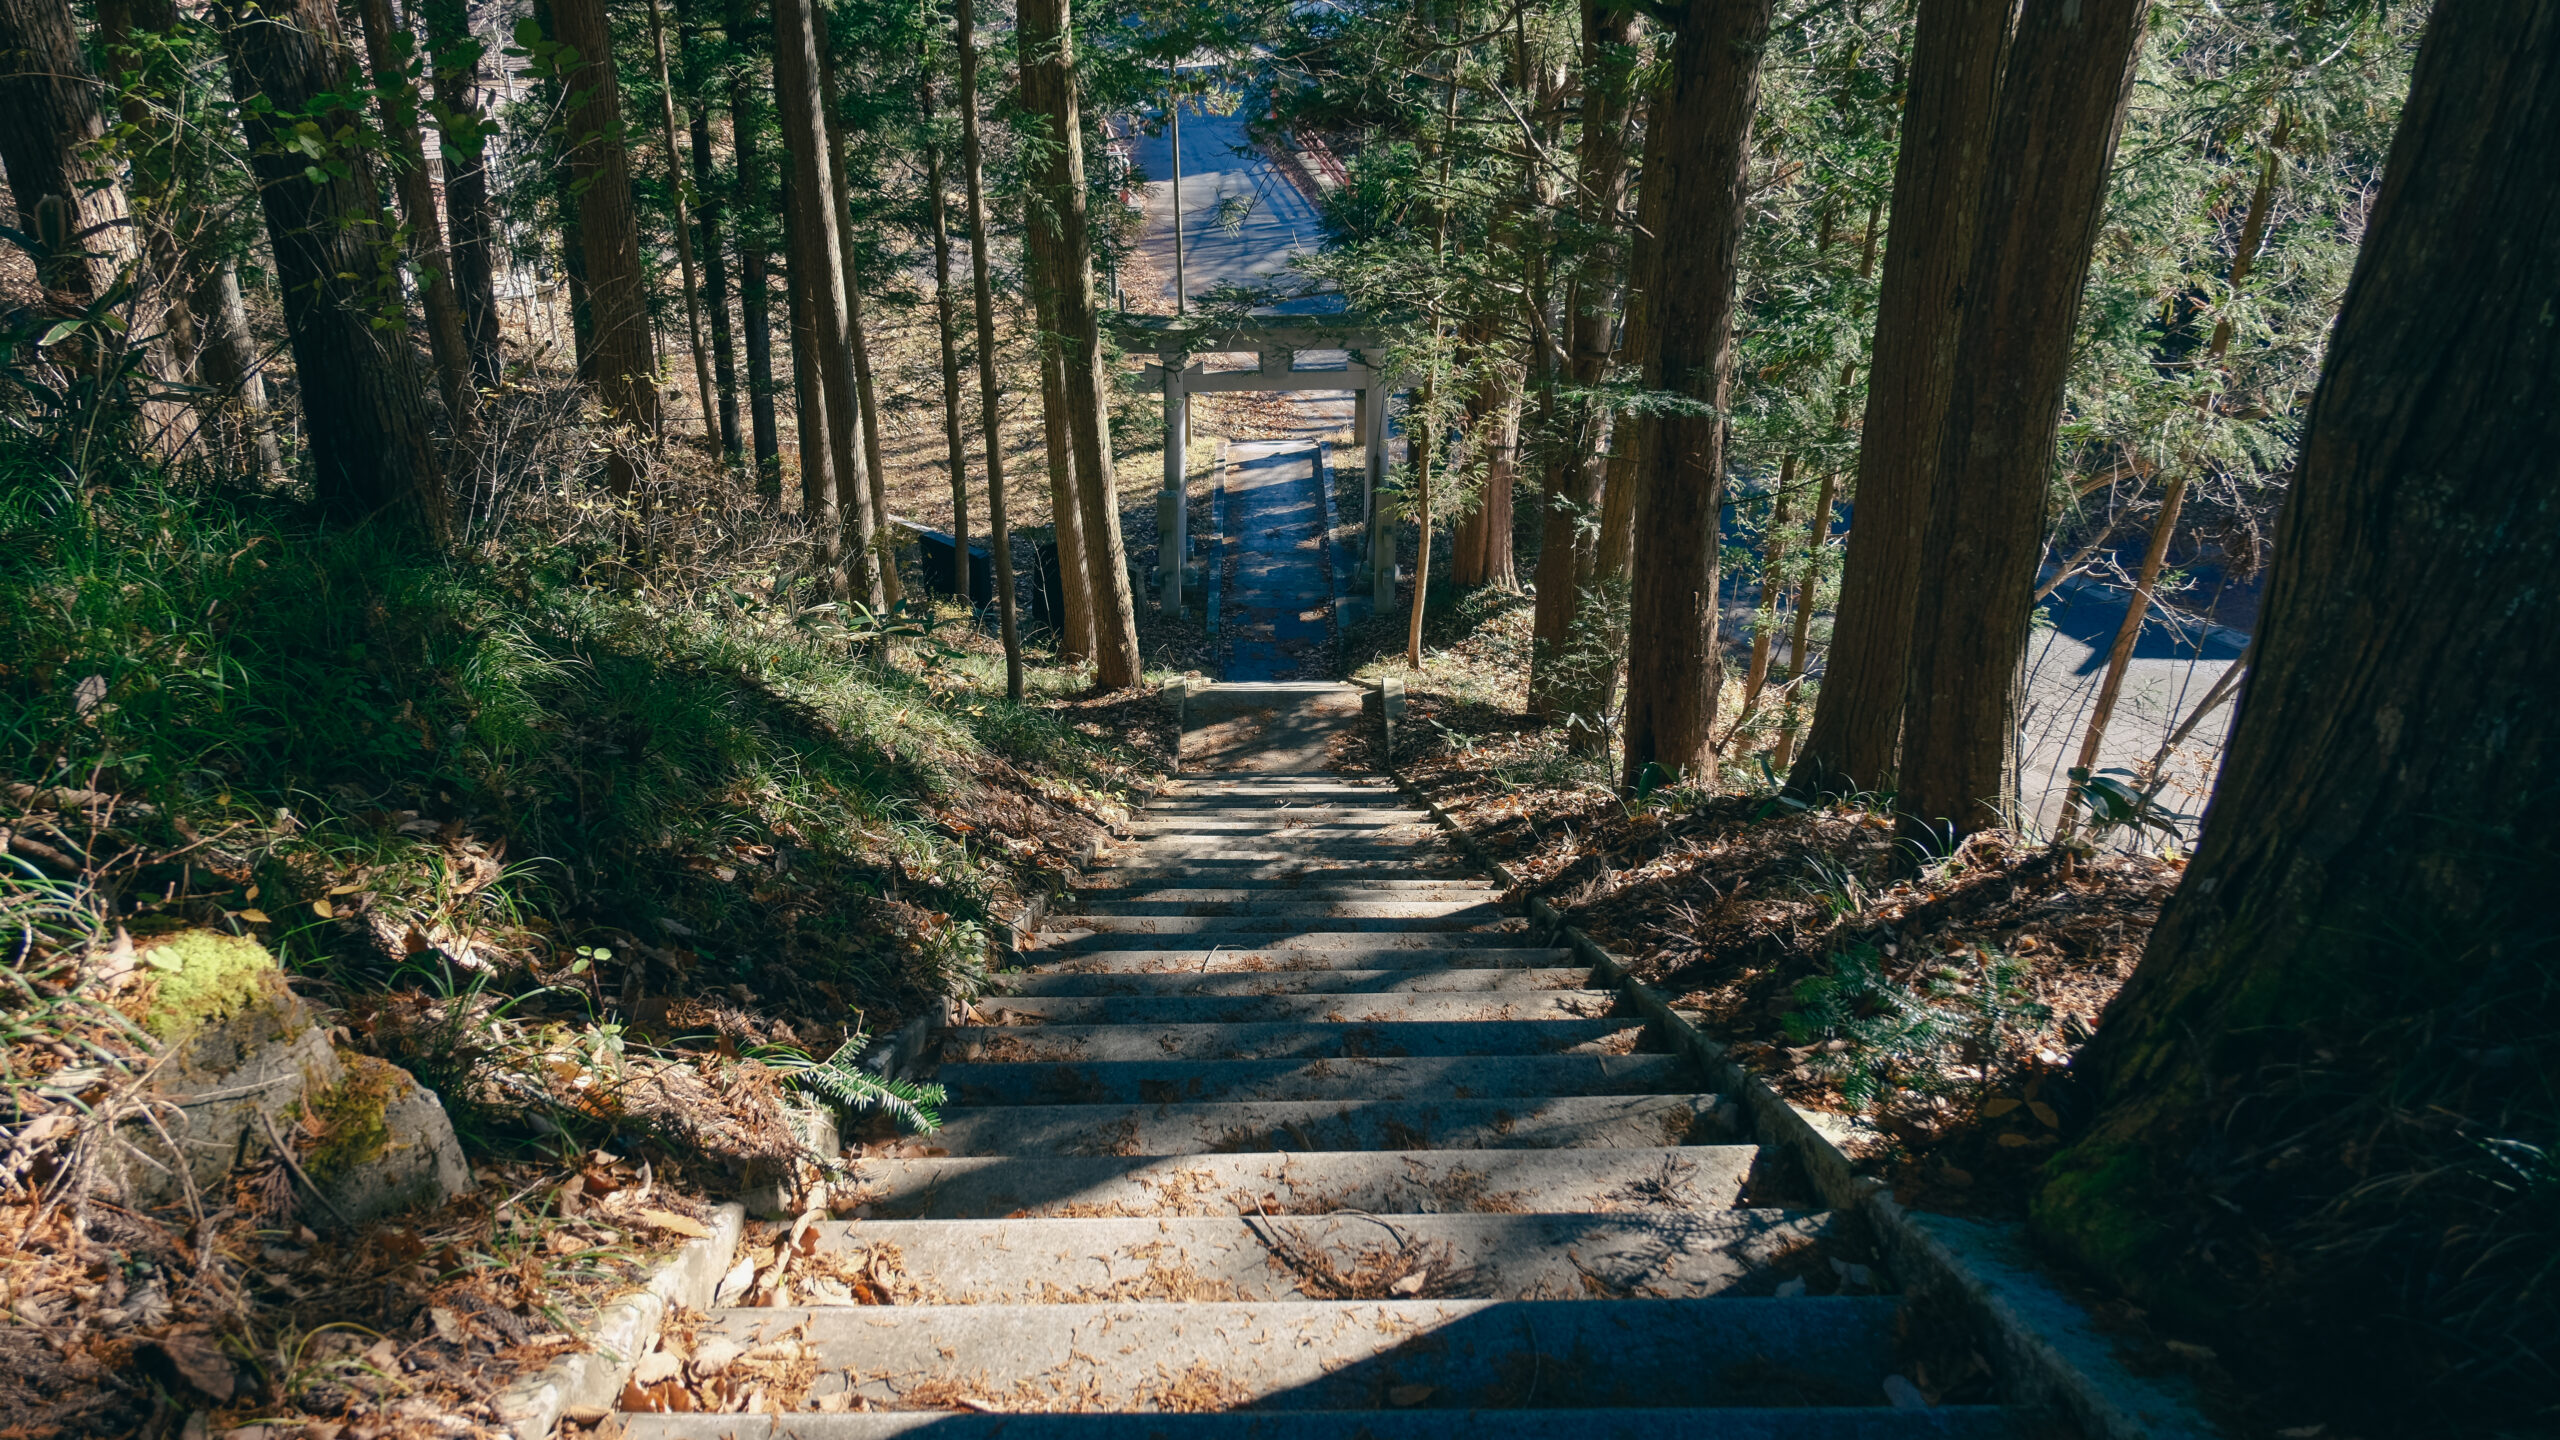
xmin=1089 ymin=860 xmax=1480 ymax=882
xmin=1133 ymin=811 xmax=1435 ymax=827
xmin=940 ymin=1054 xmax=1689 ymax=1106
xmin=952 ymin=1009 xmax=1628 ymax=1055
xmin=791 ymin=1210 xmax=1845 ymax=1303
xmin=958 ymin=994 xmax=1621 ymax=1031
xmin=1035 ymin=947 xmax=1573 ymax=974
xmin=666 ymin=1296 xmax=1906 ymax=1412
xmin=931 ymin=1093 xmax=1737 ymax=1156
xmin=1133 ymin=826 xmax=1443 ymax=844
xmin=1070 ymin=886 xmax=1501 ymax=904
xmin=996 ymin=967 xmax=1592 ymax=997
xmin=624 ymin=1408 xmax=2016 ymax=1440
xmin=1031 ymin=930 xmax=1537 ymax=955
xmin=839 ymin=1147 xmax=1757 ymax=1219
xmin=1074 ymin=899 xmax=1508 ymax=920
xmin=1108 ymin=839 xmax=1458 ymax=858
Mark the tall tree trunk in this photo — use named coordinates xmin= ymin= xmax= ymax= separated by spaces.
xmin=1586 ymin=77 xmax=1671 ymax=732
xmin=1786 ymin=0 xmax=2013 ymax=798
xmin=550 ymin=0 xmax=660 ymax=452
xmin=0 ymin=0 xmax=138 ymax=313
xmin=1448 ymin=341 xmax=1521 ymax=591
xmin=782 ymin=176 xmax=836 ymax=563
xmin=1896 ymin=0 xmax=2149 ymax=841
xmin=810 ymin=7 xmax=894 ymax=597
xmin=1026 ymin=226 xmax=1096 ymax=661
xmin=95 ymin=0 xmax=222 ymax=459
xmin=1770 ymin=467 xmax=1839 ymax=771
xmin=922 ymin=68 xmax=974 ymax=581
xmin=214 ymin=0 xmax=448 ymax=538
xmin=2059 ymin=139 xmax=2283 ymax=830
xmin=1617 ymin=0 xmax=1773 ymax=791
xmin=354 ymin=0 xmax=478 ymax=435
xmin=644 ymin=0 xmax=718 ymax=446
xmin=956 ymin=0 xmax=1021 ymax=698
xmin=770 ymin=0 xmax=877 ymax=599
xmin=1529 ymin=0 xmax=1637 ymax=723
xmin=421 ymin=0 xmax=501 ymax=387
xmin=726 ymin=0 xmax=781 ymax=500
xmin=1019 ymin=0 xmax=1141 ymax=688
xmin=2040 ymin=11 xmax=2560 ymax=1425
xmin=1734 ymin=458 xmax=1798 ymax=726
xmin=189 ymin=258 xmax=283 ymax=480
xmin=690 ymin=100 xmax=742 ymax=461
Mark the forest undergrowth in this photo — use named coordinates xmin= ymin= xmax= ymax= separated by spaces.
xmin=1365 ymin=584 xmax=2554 ymax=1440
xmin=0 ymin=396 xmax=1172 ymax=1437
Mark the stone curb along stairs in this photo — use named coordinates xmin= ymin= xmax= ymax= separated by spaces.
xmin=1383 ymin=748 xmax=2218 ymax=1440
xmin=600 ymin=681 xmax=2181 ymax=1439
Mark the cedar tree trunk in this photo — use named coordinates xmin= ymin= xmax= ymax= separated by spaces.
xmin=551 ymin=0 xmax=660 ymax=439
xmin=957 ymin=0 xmax=1022 ymax=699
xmin=1617 ymin=0 xmax=1773 ymax=791
xmin=1895 ymin=0 xmax=2148 ymax=840
xmin=1786 ymin=0 xmax=2011 ymax=797
xmin=216 ymin=0 xmax=448 ymax=538
xmin=2038 ymin=9 xmax=2560 ymax=1427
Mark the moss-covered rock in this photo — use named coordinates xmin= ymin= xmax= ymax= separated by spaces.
xmin=129 ymin=928 xmax=292 ymax=1041
xmin=306 ymin=1051 xmax=469 ymax=1226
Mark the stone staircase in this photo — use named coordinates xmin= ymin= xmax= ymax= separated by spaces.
xmin=618 ymin=697 xmax=2018 ymax=1437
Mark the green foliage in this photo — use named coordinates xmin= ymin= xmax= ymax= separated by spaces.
xmin=1783 ymin=940 xmax=2053 ymax=1113
xmin=765 ymin=1036 xmax=948 ymax=1135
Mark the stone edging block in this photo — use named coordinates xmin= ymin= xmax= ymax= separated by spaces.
xmin=496 ymin=1201 xmax=747 ymax=1440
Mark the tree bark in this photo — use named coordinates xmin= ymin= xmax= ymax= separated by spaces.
xmin=780 ymin=168 xmax=836 ymax=564
xmin=1529 ymin=0 xmax=1637 ymax=721
xmin=1895 ymin=0 xmax=2149 ymax=841
xmin=690 ymin=100 xmax=742 ymax=460
xmin=957 ymin=0 xmax=1021 ymax=699
xmin=189 ymin=257 xmax=283 ymax=480
xmin=1449 ymin=338 xmax=1521 ymax=592
xmin=1616 ymin=0 xmax=1772 ymax=791
xmin=1019 ymin=0 xmax=1141 ymax=689
xmin=421 ymin=0 xmax=502 ymax=387
xmin=215 ymin=0 xmax=448 ymax=538
xmin=1770 ymin=466 xmax=1839 ymax=771
xmin=0 ymin=0 xmax=137 ymax=313
xmin=550 ymin=0 xmax=660 ymax=447
xmin=726 ymin=0 xmax=781 ymax=500
xmin=1026 ymin=224 xmax=1096 ymax=661
xmin=2038 ymin=8 xmax=2560 ymax=1415
xmin=644 ymin=0 xmax=718 ymax=446
xmin=1734 ymin=458 xmax=1798 ymax=726
xmin=1786 ymin=0 xmax=2013 ymax=798
xmin=809 ymin=10 xmax=893 ymax=597
xmin=1586 ymin=74 xmax=1671 ymax=730
xmin=921 ymin=67 xmax=973 ymax=572
xmin=353 ymin=0 xmax=479 ymax=435
xmin=771 ymin=0 xmax=877 ymax=599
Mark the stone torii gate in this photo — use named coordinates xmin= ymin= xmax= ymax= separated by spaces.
xmin=1109 ymin=314 xmax=1398 ymax=616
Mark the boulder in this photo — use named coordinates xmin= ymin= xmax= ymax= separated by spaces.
xmin=98 ymin=928 xmax=466 ymax=1226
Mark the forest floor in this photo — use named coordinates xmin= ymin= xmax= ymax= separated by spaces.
xmin=0 ymin=366 xmax=1184 ymax=1437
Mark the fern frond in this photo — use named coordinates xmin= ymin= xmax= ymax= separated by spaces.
xmin=782 ymin=1038 xmax=947 ymax=1134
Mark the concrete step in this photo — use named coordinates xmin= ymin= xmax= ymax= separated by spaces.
xmin=1108 ymin=839 xmax=1458 ymax=858
xmin=1038 ymin=911 xmax=1524 ymax=936
xmin=624 ymin=1409 xmax=2017 ymax=1440
xmin=959 ymin=994 xmax=1622 ymax=1030
xmin=1088 ymin=860 xmax=1481 ymax=882
xmin=940 ymin=1054 xmax=1689 ymax=1106
xmin=839 ymin=1147 xmax=1757 ymax=1219
xmin=1074 ymin=899 xmax=1509 ymax=920
xmin=952 ymin=1009 xmax=1628 ymax=1055
xmin=1032 ymin=930 xmax=1538 ymax=954
xmin=671 ymin=1296 xmax=1906 ymax=1411
xmin=1070 ymin=886 xmax=1501 ymax=904
xmin=1035 ymin=947 xmax=1573 ymax=974
xmin=931 ymin=1093 xmax=1738 ymax=1156
xmin=1133 ymin=812 xmax=1435 ymax=827
xmin=1133 ymin=826 xmax=1443 ymax=844
xmin=996 ymin=967 xmax=1592 ymax=997
xmin=793 ymin=1210 xmax=1846 ymax=1303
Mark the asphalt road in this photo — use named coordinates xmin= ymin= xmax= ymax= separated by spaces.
xmin=1124 ymin=103 xmax=1332 ymax=312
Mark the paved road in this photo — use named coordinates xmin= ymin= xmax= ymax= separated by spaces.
xmin=1222 ymin=443 xmax=1338 ymax=681
xmin=1125 ymin=102 xmax=1333 ymax=312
